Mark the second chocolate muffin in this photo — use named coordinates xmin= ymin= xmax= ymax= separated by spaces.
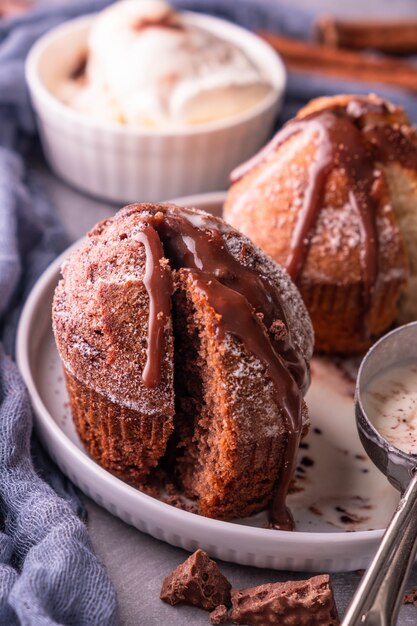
xmin=225 ymin=94 xmax=417 ymax=353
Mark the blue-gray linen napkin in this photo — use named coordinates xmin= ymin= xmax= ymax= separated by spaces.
xmin=2 ymin=1 xmax=417 ymax=624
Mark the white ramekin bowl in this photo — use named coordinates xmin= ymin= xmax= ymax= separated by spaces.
xmin=25 ymin=12 xmax=285 ymax=204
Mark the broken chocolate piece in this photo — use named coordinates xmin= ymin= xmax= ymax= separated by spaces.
xmin=210 ymin=604 xmax=229 ymax=624
xmin=231 ymin=574 xmax=339 ymax=625
xmin=160 ymin=549 xmax=232 ymax=611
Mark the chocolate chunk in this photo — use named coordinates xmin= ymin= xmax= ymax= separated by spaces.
xmin=210 ymin=604 xmax=229 ymax=624
xmin=160 ymin=549 xmax=232 ymax=611
xmin=269 ymin=319 xmax=288 ymax=341
xmin=230 ymin=575 xmax=339 ymax=625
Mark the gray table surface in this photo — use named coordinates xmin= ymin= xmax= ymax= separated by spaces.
xmin=31 ymin=0 xmax=417 ymax=622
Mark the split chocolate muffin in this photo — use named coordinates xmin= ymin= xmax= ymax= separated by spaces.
xmin=52 ymin=204 xmax=313 ymax=529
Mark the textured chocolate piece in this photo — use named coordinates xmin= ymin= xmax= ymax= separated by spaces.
xmin=210 ymin=604 xmax=229 ymax=624
xmin=160 ymin=550 xmax=232 ymax=610
xmin=231 ymin=574 xmax=339 ymax=625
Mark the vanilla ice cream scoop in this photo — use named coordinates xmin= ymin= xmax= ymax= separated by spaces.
xmin=57 ymin=0 xmax=272 ymax=128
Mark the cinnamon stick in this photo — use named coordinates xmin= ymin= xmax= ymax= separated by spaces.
xmin=259 ymin=32 xmax=417 ymax=93
xmin=0 ymin=0 xmax=30 ymax=18
xmin=315 ymin=17 xmax=417 ymax=55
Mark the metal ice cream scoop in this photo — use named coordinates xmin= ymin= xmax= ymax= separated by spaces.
xmin=342 ymin=321 xmax=417 ymax=626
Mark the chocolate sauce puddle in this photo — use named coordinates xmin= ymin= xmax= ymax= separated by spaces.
xmin=135 ymin=207 xmax=309 ymax=530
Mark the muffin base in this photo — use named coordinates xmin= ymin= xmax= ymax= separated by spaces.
xmin=64 ymin=368 xmax=174 ymax=486
xmin=301 ymin=277 xmax=405 ymax=354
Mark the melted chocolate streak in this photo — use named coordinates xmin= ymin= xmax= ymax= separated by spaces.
xmin=135 ymin=226 xmax=173 ymax=388
xmin=232 ymin=100 xmax=417 ymax=322
xmin=136 ymin=208 xmax=310 ymax=530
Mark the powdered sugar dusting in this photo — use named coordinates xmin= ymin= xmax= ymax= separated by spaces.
xmin=223 ymin=231 xmax=313 ymax=364
xmin=225 ymin=340 xmax=286 ymax=438
xmin=52 ymin=203 xmax=313 ymax=420
xmin=224 ymin=95 xmax=413 ymax=343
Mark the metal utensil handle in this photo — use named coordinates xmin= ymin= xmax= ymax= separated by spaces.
xmin=342 ymin=470 xmax=417 ymax=626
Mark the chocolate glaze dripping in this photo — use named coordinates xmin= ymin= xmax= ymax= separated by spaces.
xmin=185 ymin=270 xmax=301 ymax=428
xmin=135 ymin=224 xmax=172 ymax=388
xmin=158 ymin=211 xmax=309 ymax=395
xmin=233 ymin=107 xmax=379 ymax=293
xmin=363 ymin=123 xmax=417 ymax=171
xmin=230 ymin=99 xmax=417 ymax=325
xmin=135 ymin=207 xmax=309 ymax=530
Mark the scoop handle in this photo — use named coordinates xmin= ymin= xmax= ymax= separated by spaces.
xmin=342 ymin=470 xmax=417 ymax=626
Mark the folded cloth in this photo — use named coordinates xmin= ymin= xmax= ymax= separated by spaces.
xmin=0 ymin=3 xmax=118 ymax=625
xmin=0 ymin=351 xmax=118 ymax=625
xmin=2 ymin=1 xmax=417 ymax=625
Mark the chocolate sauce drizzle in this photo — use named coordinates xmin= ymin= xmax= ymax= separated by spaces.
xmin=135 ymin=225 xmax=172 ymax=388
xmin=135 ymin=207 xmax=309 ymax=530
xmin=231 ymin=98 xmax=417 ymax=320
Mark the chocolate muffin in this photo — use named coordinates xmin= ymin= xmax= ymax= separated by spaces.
xmin=224 ymin=94 xmax=417 ymax=353
xmin=53 ymin=203 xmax=313 ymax=528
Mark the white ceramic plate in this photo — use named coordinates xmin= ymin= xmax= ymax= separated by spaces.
xmin=16 ymin=193 xmax=398 ymax=572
